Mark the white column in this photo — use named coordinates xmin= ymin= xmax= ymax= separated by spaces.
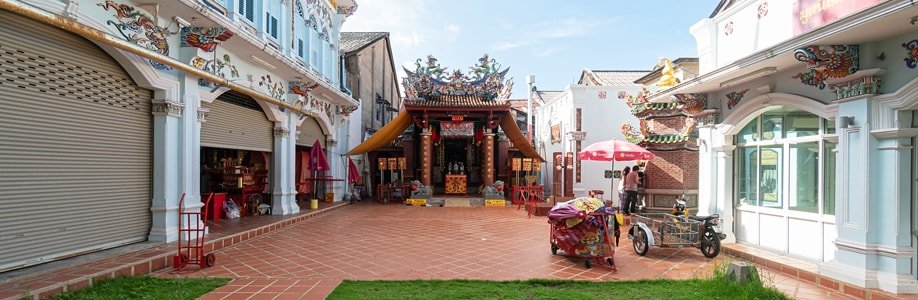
xmin=148 ymin=98 xmax=183 ymax=242
xmin=271 ymin=114 xmax=299 ymax=215
xmin=713 ymin=145 xmax=736 ymax=243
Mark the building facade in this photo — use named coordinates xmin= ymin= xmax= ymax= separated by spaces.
xmin=535 ymin=70 xmax=648 ymax=199
xmin=0 ymin=0 xmax=358 ymax=272
xmin=654 ymin=0 xmax=918 ymax=294
xmin=340 ymin=32 xmax=401 ymax=197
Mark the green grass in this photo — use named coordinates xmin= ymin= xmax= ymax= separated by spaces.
xmin=47 ymin=276 xmax=230 ymax=300
xmin=328 ymin=264 xmax=788 ymax=300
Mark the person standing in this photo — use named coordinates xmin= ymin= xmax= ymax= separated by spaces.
xmin=624 ymin=166 xmax=640 ymax=215
xmin=617 ymin=167 xmax=630 ymax=210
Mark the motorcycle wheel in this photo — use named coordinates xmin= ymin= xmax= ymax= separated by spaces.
xmin=700 ymin=229 xmax=721 ymax=258
xmin=633 ymin=228 xmax=649 ymax=256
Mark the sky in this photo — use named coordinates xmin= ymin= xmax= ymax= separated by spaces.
xmin=341 ymin=1 xmax=720 ymax=99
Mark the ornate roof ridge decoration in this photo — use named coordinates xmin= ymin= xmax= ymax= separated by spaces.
xmin=792 ymin=45 xmax=859 ymax=90
xmin=402 ymin=54 xmax=513 ymax=101
xmin=181 ymin=27 xmax=234 ymax=52
xmin=617 ymin=87 xmax=650 ymax=114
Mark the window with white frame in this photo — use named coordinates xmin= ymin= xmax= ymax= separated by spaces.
xmin=735 ymin=110 xmax=836 ymax=215
xmin=265 ymin=1 xmax=280 ymax=39
xmin=237 ymin=0 xmax=255 ymax=22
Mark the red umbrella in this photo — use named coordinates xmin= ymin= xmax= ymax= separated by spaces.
xmin=578 ymin=139 xmax=654 ymax=162
xmin=578 ymin=139 xmax=654 ymax=202
xmin=309 ymin=140 xmax=330 ymax=171
xmin=347 ymin=157 xmax=360 ymax=184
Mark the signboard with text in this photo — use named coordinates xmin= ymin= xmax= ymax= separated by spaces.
xmin=793 ymin=0 xmax=881 ymax=36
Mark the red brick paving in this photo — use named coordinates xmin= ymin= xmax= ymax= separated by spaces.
xmin=155 ymin=203 xmax=865 ymax=299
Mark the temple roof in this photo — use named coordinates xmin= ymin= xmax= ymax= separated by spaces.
xmin=340 ymin=32 xmax=388 ymax=54
xmin=404 ymin=95 xmax=510 ymax=108
xmin=402 ymin=54 xmax=513 ymax=101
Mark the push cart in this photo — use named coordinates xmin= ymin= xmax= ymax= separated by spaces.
xmin=549 ymin=210 xmax=619 ymax=270
xmin=627 ymin=213 xmax=721 ymax=258
xmin=173 ymin=193 xmax=216 ymax=270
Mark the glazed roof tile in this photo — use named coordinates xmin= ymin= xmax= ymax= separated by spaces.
xmin=404 ymin=95 xmax=510 ymax=108
xmin=588 ymin=70 xmax=651 ymax=86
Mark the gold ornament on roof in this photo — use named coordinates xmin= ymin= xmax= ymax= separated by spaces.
xmin=656 ymin=59 xmax=678 ymax=88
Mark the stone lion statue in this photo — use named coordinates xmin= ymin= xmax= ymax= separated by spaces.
xmin=482 ymin=180 xmax=505 ymax=199
xmin=410 ymin=180 xmax=432 ymax=199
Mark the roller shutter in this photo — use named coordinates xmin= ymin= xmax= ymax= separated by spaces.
xmin=201 ymin=91 xmax=274 ymax=152
xmin=297 ymin=118 xmax=326 ymax=147
xmin=0 ymin=11 xmax=152 ymax=271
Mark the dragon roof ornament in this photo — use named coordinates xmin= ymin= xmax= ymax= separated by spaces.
xmin=402 ymin=54 xmax=513 ymax=101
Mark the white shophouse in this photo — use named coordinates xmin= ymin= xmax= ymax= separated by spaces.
xmin=0 ymin=0 xmax=358 ymax=273
xmin=650 ymin=0 xmax=918 ymax=294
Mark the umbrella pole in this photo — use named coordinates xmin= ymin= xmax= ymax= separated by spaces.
xmin=611 ymin=160 xmax=616 ymax=208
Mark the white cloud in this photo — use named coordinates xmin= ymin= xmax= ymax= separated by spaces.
xmin=493 ymin=41 xmax=525 ymax=51
xmin=490 ymin=17 xmax=617 ymax=56
xmin=341 ymin=0 xmax=429 ymax=49
xmin=532 ymin=46 xmax=565 ymax=57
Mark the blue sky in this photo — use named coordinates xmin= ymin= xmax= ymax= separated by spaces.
xmin=341 ymin=1 xmax=720 ymax=99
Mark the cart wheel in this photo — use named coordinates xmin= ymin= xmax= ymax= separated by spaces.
xmin=700 ymin=229 xmax=721 ymax=258
xmin=606 ymin=258 xmax=616 ymax=271
xmin=173 ymin=254 xmax=189 ymax=269
xmin=204 ymin=253 xmax=216 ymax=267
xmin=584 ymin=259 xmax=592 ymax=269
xmin=633 ymin=229 xmax=649 ymax=256
xmin=550 ymin=243 xmax=559 ymax=255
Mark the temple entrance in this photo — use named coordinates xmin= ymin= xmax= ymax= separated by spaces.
xmin=436 ymin=138 xmax=480 ymax=195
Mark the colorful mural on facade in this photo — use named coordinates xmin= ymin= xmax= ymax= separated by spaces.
xmin=181 ymin=27 xmax=234 ymax=52
xmin=725 ymin=89 xmax=750 ymax=109
xmin=402 ymin=54 xmax=513 ymax=101
xmin=258 ymin=75 xmax=286 ymax=100
xmin=98 ymin=0 xmax=174 ymax=70
xmin=289 ymin=80 xmax=320 ymax=96
xmin=191 ymin=54 xmax=239 ymax=87
xmin=904 ymin=39 xmax=918 ymax=69
xmin=792 ymin=45 xmax=859 ymax=89
xmin=672 ymin=93 xmax=706 ymax=114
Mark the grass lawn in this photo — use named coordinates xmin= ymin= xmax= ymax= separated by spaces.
xmin=327 ymin=277 xmax=788 ymax=300
xmin=47 ymin=276 xmax=229 ymax=300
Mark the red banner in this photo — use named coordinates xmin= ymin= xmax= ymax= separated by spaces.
xmin=793 ymin=0 xmax=882 ymax=36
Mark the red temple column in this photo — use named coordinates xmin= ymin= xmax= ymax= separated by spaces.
xmin=420 ymin=128 xmax=432 ymax=186
xmin=483 ymin=133 xmax=495 ymax=186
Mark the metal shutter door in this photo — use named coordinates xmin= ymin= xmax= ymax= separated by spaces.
xmin=201 ymin=93 xmax=274 ymax=152
xmin=0 ymin=11 xmax=152 ymax=271
xmin=297 ymin=118 xmax=325 ymax=147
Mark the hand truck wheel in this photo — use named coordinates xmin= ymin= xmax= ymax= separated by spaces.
xmin=584 ymin=259 xmax=592 ymax=269
xmin=550 ymin=243 xmax=558 ymax=255
xmin=204 ymin=253 xmax=216 ymax=268
xmin=173 ymin=254 xmax=189 ymax=269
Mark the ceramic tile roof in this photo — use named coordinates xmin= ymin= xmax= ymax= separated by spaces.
xmin=506 ymin=99 xmax=540 ymax=112
xmin=340 ymin=32 xmax=388 ymax=53
xmin=535 ymin=90 xmax=564 ymax=104
xmin=584 ymin=70 xmax=650 ymax=86
xmin=404 ymin=95 xmax=511 ymax=108
xmin=645 ymin=134 xmax=691 ymax=143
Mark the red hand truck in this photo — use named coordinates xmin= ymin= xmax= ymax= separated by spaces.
xmin=173 ymin=193 xmax=216 ymax=270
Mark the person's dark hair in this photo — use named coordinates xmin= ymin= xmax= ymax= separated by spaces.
xmin=632 ymin=166 xmax=640 ymax=172
xmin=622 ymin=167 xmax=630 ymax=175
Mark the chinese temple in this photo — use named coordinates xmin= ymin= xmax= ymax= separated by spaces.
xmin=347 ymin=55 xmax=542 ymax=204
xmin=618 ymin=58 xmax=714 ymax=211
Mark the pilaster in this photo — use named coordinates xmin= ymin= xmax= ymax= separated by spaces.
xmin=271 ymin=115 xmax=298 ymax=215
xmin=148 ymin=99 xmax=184 ymax=242
xmin=483 ymin=133 xmax=495 ymax=186
xmin=713 ymin=144 xmax=736 ymax=244
xmin=420 ymin=128 xmax=432 ymax=186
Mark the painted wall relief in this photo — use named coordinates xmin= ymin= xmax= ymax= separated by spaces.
xmin=725 ymin=89 xmax=750 ymax=110
xmin=258 ymin=75 xmax=286 ymax=100
xmin=904 ymin=40 xmax=918 ymax=69
xmin=289 ymin=80 xmax=320 ymax=96
xmin=98 ymin=0 xmax=175 ymax=70
xmin=181 ymin=27 xmax=234 ymax=52
xmin=792 ymin=45 xmax=859 ymax=89
xmin=191 ymin=54 xmax=239 ymax=87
